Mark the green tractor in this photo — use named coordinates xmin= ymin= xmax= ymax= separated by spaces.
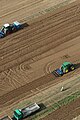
xmin=53 ymin=62 xmax=75 ymax=76
xmin=60 ymin=62 xmax=75 ymax=73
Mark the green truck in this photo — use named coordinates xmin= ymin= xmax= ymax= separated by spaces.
xmin=13 ymin=103 xmax=40 ymax=120
xmin=0 ymin=103 xmax=40 ymax=120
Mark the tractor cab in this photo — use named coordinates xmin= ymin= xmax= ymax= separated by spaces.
xmin=1 ymin=23 xmax=12 ymax=35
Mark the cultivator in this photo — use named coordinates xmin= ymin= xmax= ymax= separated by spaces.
xmin=52 ymin=70 xmax=62 ymax=77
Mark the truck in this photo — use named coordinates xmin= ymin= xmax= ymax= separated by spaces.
xmin=53 ymin=62 xmax=75 ymax=76
xmin=13 ymin=103 xmax=40 ymax=120
xmin=0 ymin=21 xmax=22 ymax=38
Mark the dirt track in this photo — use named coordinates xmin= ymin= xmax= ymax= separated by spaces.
xmin=0 ymin=0 xmax=80 ymax=118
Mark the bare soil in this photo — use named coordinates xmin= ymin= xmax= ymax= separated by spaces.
xmin=0 ymin=0 xmax=76 ymax=25
xmin=0 ymin=0 xmax=80 ymax=120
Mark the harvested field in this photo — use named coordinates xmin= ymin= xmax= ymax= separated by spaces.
xmin=0 ymin=0 xmax=80 ymax=120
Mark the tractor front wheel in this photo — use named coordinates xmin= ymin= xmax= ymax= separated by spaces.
xmin=63 ymin=69 xmax=68 ymax=73
xmin=65 ymin=69 xmax=68 ymax=73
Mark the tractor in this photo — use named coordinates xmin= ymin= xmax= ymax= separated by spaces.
xmin=0 ymin=21 xmax=22 ymax=38
xmin=53 ymin=62 xmax=75 ymax=76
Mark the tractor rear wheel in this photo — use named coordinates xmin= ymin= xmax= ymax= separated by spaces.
xmin=63 ymin=69 xmax=68 ymax=73
xmin=71 ymin=66 xmax=75 ymax=71
xmin=65 ymin=69 xmax=68 ymax=73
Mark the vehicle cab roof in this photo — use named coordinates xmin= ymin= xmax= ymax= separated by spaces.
xmin=14 ymin=109 xmax=21 ymax=115
xmin=3 ymin=24 xmax=10 ymax=27
xmin=62 ymin=62 xmax=71 ymax=66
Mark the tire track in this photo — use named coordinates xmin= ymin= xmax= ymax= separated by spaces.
xmin=0 ymin=21 xmax=80 ymax=66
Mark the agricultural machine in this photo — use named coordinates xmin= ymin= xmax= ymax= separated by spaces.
xmin=0 ymin=103 xmax=40 ymax=120
xmin=13 ymin=103 xmax=40 ymax=120
xmin=53 ymin=62 xmax=75 ymax=76
xmin=0 ymin=21 xmax=22 ymax=38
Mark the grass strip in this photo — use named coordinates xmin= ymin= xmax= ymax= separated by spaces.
xmin=29 ymin=91 xmax=80 ymax=120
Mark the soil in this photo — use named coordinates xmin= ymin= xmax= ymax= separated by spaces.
xmin=0 ymin=0 xmax=76 ymax=25
xmin=41 ymin=97 xmax=80 ymax=120
xmin=0 ymin=0 xmax=80 ymax=120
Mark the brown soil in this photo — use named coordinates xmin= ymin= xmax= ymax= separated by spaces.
xmin=0 ymin=0 xmax=76 ymax=25
xmin=0 ymin=0 xmax=80 ymax=119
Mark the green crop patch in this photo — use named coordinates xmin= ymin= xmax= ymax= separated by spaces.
xmin=30 ymin=91 xmax=80 ymax=120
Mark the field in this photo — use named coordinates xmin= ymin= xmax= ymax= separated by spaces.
xmin=0 ymin=0 xmax=80 ymax=120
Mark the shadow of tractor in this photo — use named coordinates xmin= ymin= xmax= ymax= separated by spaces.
xmin=74 ymin=62 xmax=80 ymax=69
xmin=22 ymin=23 xmax=29 ymax=28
